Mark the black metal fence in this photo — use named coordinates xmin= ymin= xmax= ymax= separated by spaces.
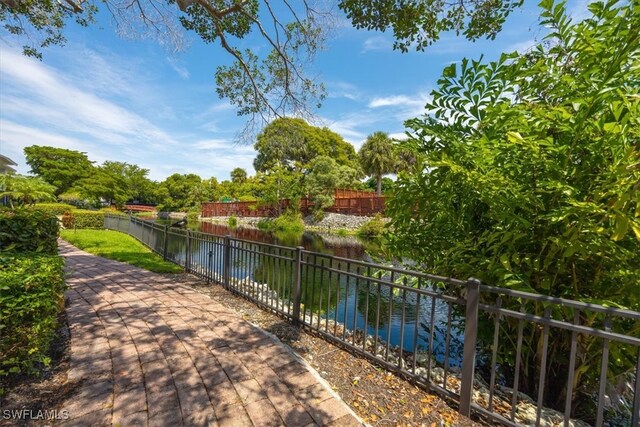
xmin=105 ymin=215 xmax=640 ymax=427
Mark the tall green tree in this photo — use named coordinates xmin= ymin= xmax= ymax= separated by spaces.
xmin=23 ymin=146 xmax=94 ymax=195
xmin=157 ymin=173 xmax=203 ymax=211
xmin=100 ymin=161 xmax=156 ymax=204
xmin=388 ymin=0 xmax=639 ymax=412
xmin=70 ymin=169 xmax=129 ymax=206
xmin=358 ymin=131 xmax=397 ymax=195
xmin=254 ymin=117 xmax=359 ymax=173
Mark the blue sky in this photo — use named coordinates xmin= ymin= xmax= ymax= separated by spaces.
xmin=0 ymin=1 xmax=588 ymax=181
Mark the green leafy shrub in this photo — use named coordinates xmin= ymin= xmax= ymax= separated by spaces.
xmin=357 ymin=214 xmax=386 ymax=238
xmin=387 ymin=1 xmax=640 ymax=417
xmin=187 ymin=209 xmax=200 ymax=224
xmin=34 ymin=203 xmax=74 ymax=216
xmin=312 ymin=208 xmax=326 ymax=223
xmin=228 ymin=215 xmax=238 ymax=228
xmin=256 ymin=211 xmax=304 ymax=233
xmin=62 ymin=209 xmax=123 ymax=229
xmin=272 ymin=210 xmax=304 ymax=233
xmin=0 ymin=253 xmax=66 ymax=379
xmin=256 ymin=218 xmax=272 ymax=230
xmin=0 ymin=208 xmax=59 ymax=254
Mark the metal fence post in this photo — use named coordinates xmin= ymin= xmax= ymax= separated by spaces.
xmin=163 ymin=225 xmax=169 ymax=260
xmin=460 ymin=277 xmax=481 ymax=417
xmin=223 ymin=235 xmax=231 ymax=289
xmin=185 ymin=230 xmax=191 ymax=272
xmin=292 ymin=246 xmax=303 ymax=324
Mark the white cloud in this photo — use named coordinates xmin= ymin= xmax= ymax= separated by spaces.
xmin=0 ymin=47 xmax=179 ymax=150
xmin=368 ymin=92 xmax=432 ymax=118
xmin=0 ymin=45 xmax=251 ymax=181
xmin=167 ymin=56 xmax=191 ymax=80
xmin=369 ymin=95 xmax=422 ymax=108
xmin=327 ymin=81 xmax=362 ymax=101
xmin=388 ymin=132 xmax=409 ymax=141
xmin=362 ymin=36 xmax=392 ymax=53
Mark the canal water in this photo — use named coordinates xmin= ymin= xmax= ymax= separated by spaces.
xmin=158 ymin=219 xmax=464 ymax=366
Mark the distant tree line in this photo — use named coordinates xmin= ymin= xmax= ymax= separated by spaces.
xmin=6 ymin=120 xmax=412 ymax=212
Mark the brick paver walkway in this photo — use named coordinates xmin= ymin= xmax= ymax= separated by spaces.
xmin=59 ymin=241 xmax=361 ymax=427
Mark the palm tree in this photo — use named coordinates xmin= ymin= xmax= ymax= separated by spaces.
xmin=0 ymin=174 xmax=56 ymax=208
xmin=358 ymin=131 xmax=396 ymax=195
xmin=230 ymin=167 xmax=248 ymax=184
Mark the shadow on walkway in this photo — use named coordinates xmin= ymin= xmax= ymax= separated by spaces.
xmin=58 ymin=240 xmax=362 ymax=427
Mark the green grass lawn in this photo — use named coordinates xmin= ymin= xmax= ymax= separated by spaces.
xmin=60 ymin=229 xmax=183 ymax=274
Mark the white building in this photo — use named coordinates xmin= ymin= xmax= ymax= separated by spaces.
xmin=0 ymin=154 xmax=17 ymax=175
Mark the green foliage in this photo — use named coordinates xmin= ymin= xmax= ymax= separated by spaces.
xmin=336 ymin=228 xmax=349 ymax=237
xmin=306 ymin=156 xmax=362 ymax=212
xmin=100 ymin=161 xmax=157 ymax=204
xmin=364 ymin=176 xmax=394 ymax=193
xmin=71 ymin=168 xmax=129 ymax=207
xmin=358 ymin=132 xmax=398 ymax=195
xmin=0 ymin=0 xmax=96 ymax=59
xmin=357 ymin=214 xmax=386 ymax=238
xmin=4 ymin=2 xmax=326 ymax=123
xmin=60 ymin=229 xmax=183 ymax=273
xmin=0 ymin=208 xmax=59 ymax=254
xmin=157 ymin=173 xmax=203 ymax=211
xmin=255 ymin=167 xmax=304 ymax=214
xmin=256 ymin=218 xmax=272 ymax=231
xmin=61 ymin=209 xmax=122 ymax=229
xmin=272 ymin=211 xmax=305 ymax=233
xmin=0 ymin=174 xmax=57 ymax=207
xmin=230 ymin=168 xmax=248 ymax=184
xmin=339 ymin=0 xmax=523 ymax=52
xmin=24 ymin=146 xmax=94 ymax=196
xmin=254 ymin=117 xmax=360 ymax=173
xmin=57 ymin=190 xmax=85 ymax=208
xmin=388 ymin=0 xmax=640 ymax=412
xmin=187 ymin=209 xmax=200 ymax=224
xmin=228 ymin=215 xmax=238 ymax=228
xmin=33 ymin=203 xmax=74 ymax=216
xmin=0 ymin=253 xmax=66 ymax=380
xmin=258 ymin=210 xmax=305 ymax=233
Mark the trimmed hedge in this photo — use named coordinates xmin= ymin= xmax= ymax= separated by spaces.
xmin=62 ymin=209 xmax=124 ymax=229
xmin=34 ymin=203 xmax=74 ymax=216
xmin=0 ymin=208 xmax=59 ymax=254
xmin=0 ymin=253 xmax=66 ymax=378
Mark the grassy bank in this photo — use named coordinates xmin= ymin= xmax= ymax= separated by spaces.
xmin=60 ymin=229 xmax=182 ymax=274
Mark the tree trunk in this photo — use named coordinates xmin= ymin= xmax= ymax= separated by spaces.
xmin=376 ymin=174 xmax=382 ymax=195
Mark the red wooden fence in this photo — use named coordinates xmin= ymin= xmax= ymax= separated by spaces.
xmin=122 ymin=204 xmax=157 ymax=212
xmin=202 ymin=189 xmax=385 ymax=218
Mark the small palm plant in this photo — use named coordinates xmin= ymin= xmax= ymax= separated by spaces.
xmin=0 ymin=174 xmax=56 ymax=208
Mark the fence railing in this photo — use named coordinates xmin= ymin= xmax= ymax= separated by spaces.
xmin=105 ymin=215 xmax=640 ymax=427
